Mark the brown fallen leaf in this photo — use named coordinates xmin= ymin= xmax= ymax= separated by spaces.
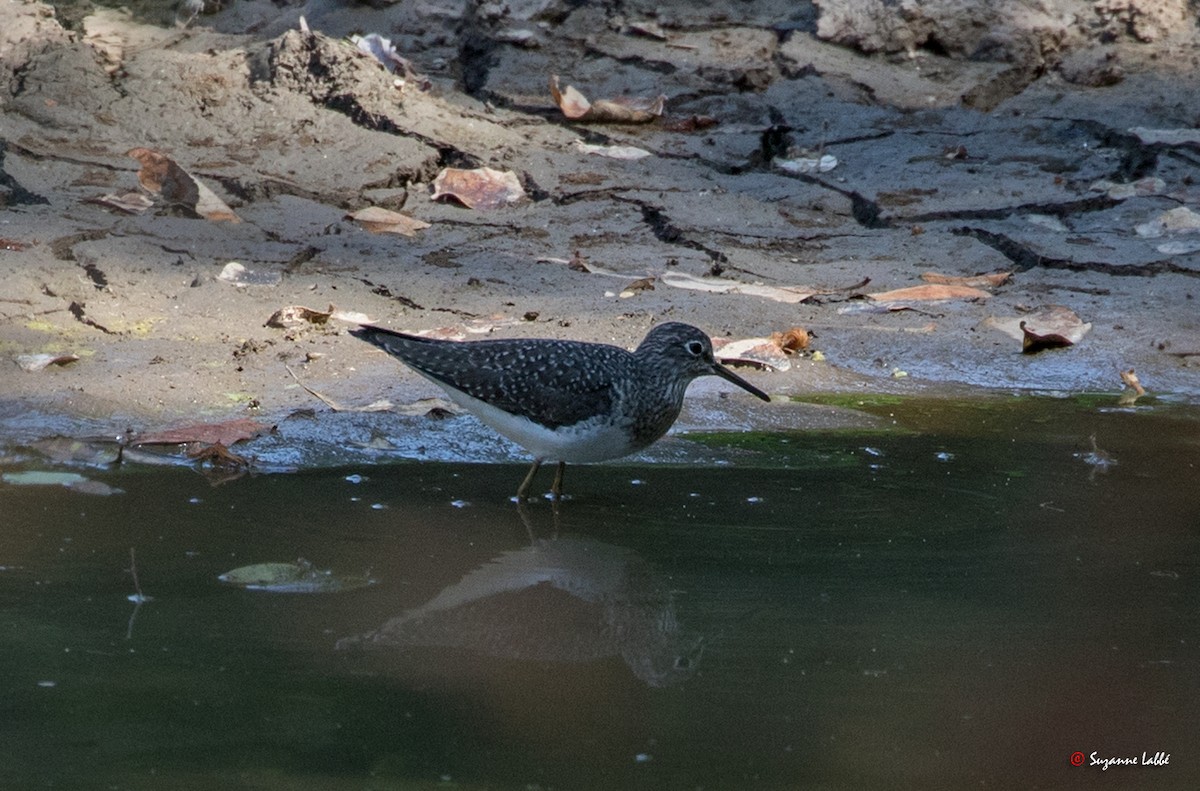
xmin=187 ymin=441 xmax=249 ymax=468
xmin=550 ymin=75 xmax=665 ymax=124
xmin=431 ymin=167 xmax=526 ymax=210
xmin=1017 ymin=306 xmax=1091 ymax=353
xmin=346 ymin=206 xmax=430 ymax=236
xmin=713 ymin=337 xmax=791 ymax=371
xmin=868 ymin=284 xmax=991 ymax=302
xmin=619 ymin=277 xmax=656 ymax=298
xmin=661 ymin=114 xmax=719 ymax=133
xmin=89 ymin=192 xmax=155 ymax=214
xmin=266 ymin=304 xmax=373 ymax=329
xmin=133 ymin=418 xmax=271 ymax=447
xmin=920 ymin=270 xmax=1012 ymax=288
xmin=1120 ymin=368 xmax=1145 ymax=396
xmin=770 ymin=327 xmax=811 ymax=352
xmin=127 ymin=147 xmax=241 ymax=223
xmin=16 ymin=353 xmax=80 ymax=372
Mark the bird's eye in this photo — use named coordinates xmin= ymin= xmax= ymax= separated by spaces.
xmin=685 ymin=340 xmax=705 ymax=356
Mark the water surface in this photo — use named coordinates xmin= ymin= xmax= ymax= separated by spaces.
xmin=2 ymin=396 xmax=1197 ymax=789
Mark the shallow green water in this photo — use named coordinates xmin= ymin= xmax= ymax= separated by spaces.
xmin=2 ymin=397 xmax=1198 ymax=789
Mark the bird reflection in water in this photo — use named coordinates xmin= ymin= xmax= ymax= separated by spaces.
xmin=337 ymin=532 xmax=700 ymax=688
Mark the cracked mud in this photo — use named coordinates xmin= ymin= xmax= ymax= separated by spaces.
xmin=1 ymin=0 xmax=1198 ymax=465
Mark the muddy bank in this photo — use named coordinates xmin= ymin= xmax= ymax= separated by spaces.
xmin=1 ymin=0 xmax=1198 ymax=465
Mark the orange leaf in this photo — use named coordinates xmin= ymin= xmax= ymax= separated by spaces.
xmin=920 ymin=270 xmax=1012 ymax=288
xmin=868 ymin=284 xmax=991 ymax=302
xmin=134 ymin=418 xmax=271 ymax=447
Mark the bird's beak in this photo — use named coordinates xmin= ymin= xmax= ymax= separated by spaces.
xmin=711 ymin=362 xmax=771 ymax=402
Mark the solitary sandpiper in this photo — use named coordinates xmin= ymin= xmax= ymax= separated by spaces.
xmin=350 ymin=322 xmax=770 ymax=501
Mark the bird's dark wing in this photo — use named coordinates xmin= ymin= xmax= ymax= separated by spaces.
xmin=351 ymin=325 xmax=629 ymax=429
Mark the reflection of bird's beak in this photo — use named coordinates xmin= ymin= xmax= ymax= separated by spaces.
xmin=712 ymin=362 xmax=771 ymax=402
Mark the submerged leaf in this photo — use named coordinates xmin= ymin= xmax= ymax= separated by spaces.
xmin=218 ymin=560 xmax=375 ymax=593
xmin=2 ymin=470 xmax=122 ymax=495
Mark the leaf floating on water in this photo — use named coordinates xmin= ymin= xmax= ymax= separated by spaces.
xmin=431 ymin=167 xmax=526 ymax=210
xmin=346 ymin=206 xmax=430 ymax=236
xmin=2 ymin=471 xmax=122 ymax=495
xmin=218 ymin=560 xmax=376 ymax=593
xmin=127 ymin=147 xmax=241 ymax=223
xmin=549 ymin=75 xmax=665 ymax=123
xmin=16 ymin=353 xmax=80 ymax=372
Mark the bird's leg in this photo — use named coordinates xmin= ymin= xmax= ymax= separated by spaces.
xmin=550 ymin=462 xmax=566 ymax=501
xmin=516 ymin=458 xmax=543 ymax=502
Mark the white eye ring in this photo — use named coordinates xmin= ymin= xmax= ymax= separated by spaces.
xmin=685 ymin=340 xmax=705 ymax=356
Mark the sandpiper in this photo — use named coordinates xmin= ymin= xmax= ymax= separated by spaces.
xmin=350 ymin=321 xmax=770 ymax=501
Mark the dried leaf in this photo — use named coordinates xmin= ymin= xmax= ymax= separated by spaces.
xmin=1134 ymin=206 xmax=1200 ymax=238
xmin=619 ymin=277 xmax=656 ymax=298
xmin=187 ymin=441 xmax=249 ymax=467
xmin=712 ymin=337 xmax=791 ymax=371
xmin=868 ymin=284 xmax=991 ymax=302
xmin=661 ymin=114 xmax=719 ymax=133
xmin=266 ymin=305 xmax=330 ymax=328
xmin=218 ymin=262 xmax=281 ymax=287
xmin=1019 ymin=306 xmax=1091 ymax=353
xmin=660 ymin=271 xmax=816 ymax=304
xmin=89 ymin=192 xmax=155 ymax=214
xmin=346 ymin=206 xmax=430 ymax=236
xmin=920 ymin=270 xmax=1012 ymax=288
xmin=127 ymin=147 xmax=241 ymax=223
xmin=984 ymin=305 xmax=1092 ymax=351
xmin=770 ymin=327 xmax=811 ymax=352
xmin=133 ymin=418 xmax=271 ymax=447
xmin=16 ymin=353 xmax=80 ymax=372
xmin=627 ymin=20 xmax=668 ymax=40
xmin=774 ymin=153 xmax=838 ymax=174
xmin=431 ymin=167 xmax=526 ymax=210
xmin=1089 ymin=177 xmax=1166 ymax=200
xmin=1119 ymin=368 xmax=1146 ymax=396
xmin=573 ymin=140 xmax=653 ymax=160
xmin=549 ymin=75 xmax=665 ymax=123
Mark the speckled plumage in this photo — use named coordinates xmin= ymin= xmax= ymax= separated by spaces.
xmin=351 ymin=322 xmax=770 ymax=499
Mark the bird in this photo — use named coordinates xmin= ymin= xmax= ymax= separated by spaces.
xmin=350 ymin=321 xmax=771 ymax=501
